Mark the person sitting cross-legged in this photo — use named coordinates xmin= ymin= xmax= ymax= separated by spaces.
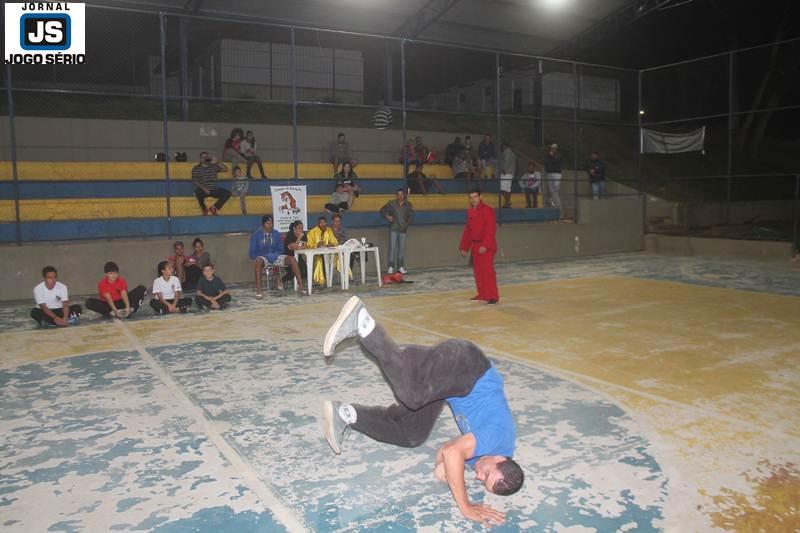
xmin=85 ymin=261 xmax=147 ymax=319
xmin=195 ymin=263 xmax=231 ymax=310
xmin=321 ymin=296 xmax=524 ymax=525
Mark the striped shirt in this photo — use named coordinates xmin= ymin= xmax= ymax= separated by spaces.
xmin=192 ymin=164 xmax=220 ymax=188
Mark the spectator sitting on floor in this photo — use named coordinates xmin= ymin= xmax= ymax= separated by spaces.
xmin=407 ymin=162 xmax=443 ymax=195
xmin=195 ymin=263 xmax=231 ymax=310
xmin=191 ymin=151 xmax=230 ymax=215
xmin=222 ymin=128 xmax=246 ymax=168
xmin=401 ymin=137 xmax=418 ymax=177
xmin=183 ymin=237 xmax=210 ymax=292
xmin=335 ymin=161 xmax=361 ymax=200
xmin=499 ymin=142 xmax=516 ymax=208
xmin=85 ymin=261 xmax=147 ymax=319
xmin=330 ymin=132 xmax=358 ymax=174
xmin=168 ymin=240 xmax=188 ymax=285
xmin=326 ymin=183 xmax=352 ymax=214
xmin=240 ymin=130 xmax=268 ymax=179
xmin=249 ymin=214 xmax=285 ymax=300
xmin=30 ymin=266 xmax=82 ymax=327
xmin=150 ymin=261 xmax=192 ymax=315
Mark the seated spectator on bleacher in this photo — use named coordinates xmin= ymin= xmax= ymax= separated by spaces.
xmin=335 ymin=161 xmax=361 ymax=199
xmin=330 ymin=132 xmax=358 ymax=174
xmin=249 ymin=214 xmax=284 ymax=299
xmin=183 ymin=237 xmax=210 ymax=291
xmin=222 ymin=128 xmax=246 ymax=167
xmin=444 ymin=136 xmax=463 ymax=167
xmin=192 ymin=152 xmax=231 ymax=216
xmin=326 ymin=183 xmax=352 ymax=214
xmin=478 ymin=133 xmax=496 ymax=179
xmin=407 ymin=162 xmax=443 ymax=195
xmin=452 ymin=149 xmax=472 ymax=188
xmin=150 ymin=261 xmax=192 ymax=315
xmin=30 ymin=266 xmax=82 ymax=327
xmin=195 ymin=264 xmax=231 ymax=310
xmin=85 ymin=261 xmax=147 ymax=319
xmin=283 ymin=220 xmax=309 ymax=294
xmin=240 ymin=130 xmax=268 ymax=179
xmin=168 ymin=240 xmax=188 ymax=285
xmin=401 ymin=137 xmax=418 ymax=177
xmin=463 ymin=135 xmax=480 ymax=180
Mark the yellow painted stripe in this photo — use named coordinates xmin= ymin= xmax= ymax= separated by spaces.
xmin=0 ymin=194 xmax=527 ymax=221
xmin=0 ymin=161 xmax=461 ymax=181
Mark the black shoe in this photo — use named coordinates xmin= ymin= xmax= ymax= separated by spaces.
xmin=487 ymin=299 xmax=498 ymax=305
xmin=470 ymin=296 xmax=480 ymax=301
xmin=179 ymin=306 xmax=189 ymax=313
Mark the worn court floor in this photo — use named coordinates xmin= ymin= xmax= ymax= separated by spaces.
xmin=1 ymin=253 xmax=799 ymax=532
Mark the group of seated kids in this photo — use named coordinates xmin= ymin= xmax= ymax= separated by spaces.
xmin=31 ymin=258 xmax=231 ymax=327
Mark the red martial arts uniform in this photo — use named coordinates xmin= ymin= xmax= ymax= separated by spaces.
xmin=459 ymin=200 xmax=499 ymax=302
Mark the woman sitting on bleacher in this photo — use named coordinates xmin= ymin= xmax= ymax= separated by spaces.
xmin=334 ymin=161 xmax=361 ymax=206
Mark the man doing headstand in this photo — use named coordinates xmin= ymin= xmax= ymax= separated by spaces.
xmin=321 ymin=296 xmax=524 ymax=525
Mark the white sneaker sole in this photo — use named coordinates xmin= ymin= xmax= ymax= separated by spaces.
xmin=322 ymin=400 xmax=342 ymax=455
xmin=323 ymin=295 xmax=361 ymax=357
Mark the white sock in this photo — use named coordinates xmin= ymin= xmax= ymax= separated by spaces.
xmin=357 ymin=308 xmax=375 ymax=337
xmin=338 ymin=404 xmax=357 ymax=424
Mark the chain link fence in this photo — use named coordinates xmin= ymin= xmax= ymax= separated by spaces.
xmin=1 ymin=5 xmax=797 ymax=251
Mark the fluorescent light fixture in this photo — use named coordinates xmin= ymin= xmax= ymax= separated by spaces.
xmin=541 ymin=0 xmax=569 ymax=9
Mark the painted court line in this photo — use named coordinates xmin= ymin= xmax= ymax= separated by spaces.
xmin=376 ymin=312 xmax=799 ymax=442
xmin=114 ymin=320 xmax=308 ymax=533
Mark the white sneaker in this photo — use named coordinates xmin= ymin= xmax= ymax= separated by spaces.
xmin=323 ymin=296 xmax=368 ymax=357
xmin=387 ymin=266 xmax=394 ymax=274
xmin=322 ymin=400 xmax=350 ymax=455
xmin=398 ymin=267 xmax=407 ymax=274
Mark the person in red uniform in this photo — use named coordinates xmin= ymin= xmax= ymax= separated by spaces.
xmin=459 ymin=189 xmax=499 ymax=304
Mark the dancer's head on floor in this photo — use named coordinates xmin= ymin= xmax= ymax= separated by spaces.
xmin=475 ymin=455 xmax=524 ymax=496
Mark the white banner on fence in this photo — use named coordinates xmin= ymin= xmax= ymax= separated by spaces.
xmin=640 ymin=126 xmax=706 ymax=154
xmin=270 ymin=185 xmax=308 ymax=233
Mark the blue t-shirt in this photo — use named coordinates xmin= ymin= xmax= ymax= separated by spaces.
xmin=447 ymin=364 xmax=516 ymax=466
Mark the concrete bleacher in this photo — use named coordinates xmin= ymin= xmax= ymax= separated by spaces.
xmin=0 ymin=159 xmax=559 ymax=242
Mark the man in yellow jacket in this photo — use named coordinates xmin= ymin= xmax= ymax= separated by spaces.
xmin=306 ymin=216 xmax=339 ymax=285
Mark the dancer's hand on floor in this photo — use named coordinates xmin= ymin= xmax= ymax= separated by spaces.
xmin=461 ymin=502 xmax=505 ymax=525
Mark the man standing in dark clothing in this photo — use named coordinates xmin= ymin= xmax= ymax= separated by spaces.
xmin=191 ymin=151 xmax=231 ymax=215
xmin=380 ymin=189 xmax=414 ymax=275
xmin=587 ymin=151 xmax=606 ymax=200
xmin=543 ymin=144 xmax=562 ymax=209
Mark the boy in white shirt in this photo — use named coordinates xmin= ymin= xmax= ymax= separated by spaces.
xmin=521 ymin=161 xmax=541 ymax=208
xmin=150 ymin=261 xmax=192 ymax=315
xmin=30 ymin=266 xmax=82 ymax=327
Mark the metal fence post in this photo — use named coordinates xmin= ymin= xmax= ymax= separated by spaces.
xmin=291 ymin=28 xmax=299 ymax=181
xmin=637 ymin=69 xmax=645 ymax=238
xmin=794 ymin=174 xmax=799 ymax=255
xmin=401 ymin=39 xmax=407 ymax=181
xmin=496 ymin=51 xmax=503 ymax=223
xmin=573 ymin=63 xmax=579 ymax=222
xmin=727 ymin=51 xmax=734 ymax=203
xmin=5 ymin=64 xmax=22 ymax=246
xmin=159 ymin=12 xmax=172 ymax=238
